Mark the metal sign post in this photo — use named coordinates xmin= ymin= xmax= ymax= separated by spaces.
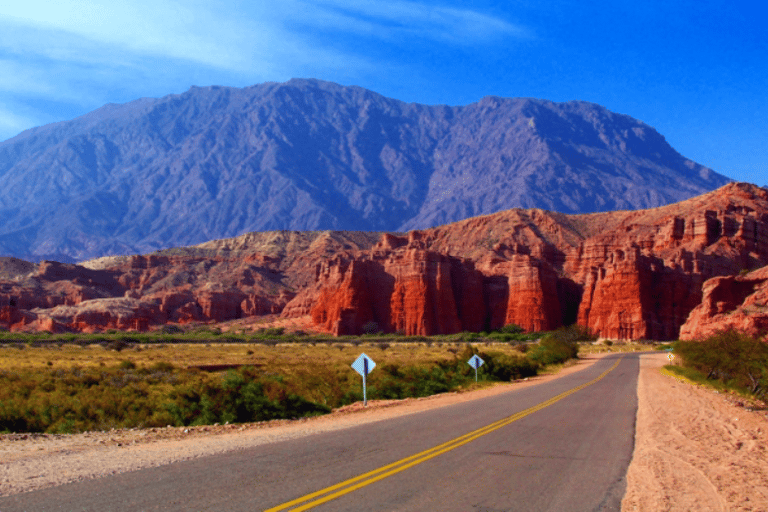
xmin=467 ymin=354 xmax=484 ymax=382
xmin=352 ymin=353 xmax=376 ymax=406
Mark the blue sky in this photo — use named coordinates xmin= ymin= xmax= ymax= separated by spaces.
xmin=0 ymin=0 xmax=765 ymax=183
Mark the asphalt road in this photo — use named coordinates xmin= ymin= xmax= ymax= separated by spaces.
xmin=1 ymin=353 xmax=639 ymax=512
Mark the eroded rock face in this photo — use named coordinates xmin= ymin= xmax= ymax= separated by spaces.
xmin=2 ymin=183 xmax=768 ymax=338
xmin=679 ymin=266 xmax=768 ymax=340
xmin=0 ymin=231 xmax=378 ymax=332
xmin=285 ymin=183 xmax=768 ymax=339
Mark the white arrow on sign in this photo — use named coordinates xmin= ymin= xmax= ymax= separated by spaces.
xmin=352 ymin=353 xmax=376 ymax=406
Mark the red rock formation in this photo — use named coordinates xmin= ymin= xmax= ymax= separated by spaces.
xmin=679 ymin=266 xmax=768 ymax=340
xmin=286 ymin=183 xmax=768 ymax=339
xmin=3 ymin=183 xmax=768 ymax=339
xmin=299 ymin=241 xmax=563 ymax=335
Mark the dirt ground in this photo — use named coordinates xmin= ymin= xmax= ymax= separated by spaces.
xmin=2 ymin=353 xmax=767 ymax=511
xmin=622 ymin=353 xmax=768 ymax=512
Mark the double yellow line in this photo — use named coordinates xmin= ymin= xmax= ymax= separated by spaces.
xmin=265 ymin=357 xmax=623 ymax=511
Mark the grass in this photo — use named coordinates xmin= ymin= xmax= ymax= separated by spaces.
xmin=0 ymin=340 xmax=539 ymax=434
xmin=0 ymin=324 xmax=604 ymax=434
xmin=661 ymin=364 xmax=756 ymax=401
xmin=0 ymin=340 xmax=527 ymax=372
xmin=577 ymin=341 xmax=661 ymax=354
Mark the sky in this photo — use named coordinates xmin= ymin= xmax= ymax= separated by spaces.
xmin=0 ymin=0 xmax=765 ymax=184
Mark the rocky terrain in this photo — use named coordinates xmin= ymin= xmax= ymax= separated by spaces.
xmin=679 ymin=265 xmax=768 ymax=340
xmin=288 ymin=182 xmax=768 ymax=339
xmin=0 ymin=78 xmax=729 ymax=262
xmin=0 ymin=182 xmax=766 ymax=340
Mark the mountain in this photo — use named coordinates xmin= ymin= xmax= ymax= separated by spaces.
xmin=1 ymin=183 xmax=766 ymax=341
xmin=0 ymin=78 xmax=731 ymax=262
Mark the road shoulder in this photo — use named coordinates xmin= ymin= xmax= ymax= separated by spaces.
xmin=622 ymin=353 xmax=768 ymax=511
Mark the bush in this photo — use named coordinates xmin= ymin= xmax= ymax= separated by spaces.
xmin=527 ymin=326 xmax=587 ymax=365
xmin=675 ymin=329 xmax=768 ymax=397
xmin=479 ymin=352 xmax=539 ymax=381
xmin=499 ymin=324 xmax=525 ymax=334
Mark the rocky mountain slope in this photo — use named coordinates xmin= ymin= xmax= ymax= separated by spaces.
xmin=679 ymin=265 xmax=768 ymax=340
xmin=0 ymin=79 xmax=729 ymax=262
xmin=0 ymin=183 xmax=765 ymax=340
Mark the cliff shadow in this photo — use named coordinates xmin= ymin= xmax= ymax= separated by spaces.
xmin=483 ymin=275 xmax=509 ymax=332
xmin=557 ymin=277 xmax=582 ymax=327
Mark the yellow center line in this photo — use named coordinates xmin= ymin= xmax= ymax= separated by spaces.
xmin=264 ymin=357 xmax=623 ymax=512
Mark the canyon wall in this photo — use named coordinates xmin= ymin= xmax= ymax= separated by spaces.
xmin=2 ymin=183 xmax=768 ymax=340
xmin=284 ymin=183 xmax=768 ymax=340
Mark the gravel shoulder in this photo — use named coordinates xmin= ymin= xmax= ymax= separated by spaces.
xmin=622 ymin=353 xmax=768 ymax=512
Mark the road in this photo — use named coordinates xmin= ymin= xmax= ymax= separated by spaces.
xmin=1 ymin=353 xmax=638 ymax=511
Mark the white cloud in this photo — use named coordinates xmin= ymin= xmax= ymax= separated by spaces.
xmin=0 ymin=1 xmax=530 ymax=139
xmin=0 ymin=0 xmax=281 ymax=70
xmin=293 ymin=0 xmax=531 ymax=44
xmin=0 ymin=1 xmax=527 ymax=73
xmin=0 ymin=103 xmax=43 ymax=141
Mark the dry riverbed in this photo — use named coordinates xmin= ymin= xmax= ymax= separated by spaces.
xmin=2 ymin=352 xmax=767 ymax=511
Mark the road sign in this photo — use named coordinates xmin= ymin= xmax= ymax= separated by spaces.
xmin=667 ymin=352 xmax=675 ymax=362
xmin=352 ymin=353 xmax=376 ymax=406
xmin=352 ymin=353 xmax=376 ymax=376
xmin=467 ymin=355 xmax=484 ymax=369
xmin=467 ymin=354 xmax=484 ymax=382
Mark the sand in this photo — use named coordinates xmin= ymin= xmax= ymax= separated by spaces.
xmin=622 ymin=353 xmax=768 ymax=511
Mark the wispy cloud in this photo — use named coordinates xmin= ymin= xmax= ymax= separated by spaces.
xmin=294 ymin=0 xmax=531 ymax=44
xmin=0 ymin=1 xmax=267 ymax=70
xmin=0 ymin=1 xmax=529 ymax=141
xmin=0 ymin=102 xmax=42 ymax=138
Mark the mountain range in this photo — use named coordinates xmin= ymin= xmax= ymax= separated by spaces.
xmin=0 ymin=78 xmax=730 ymax=262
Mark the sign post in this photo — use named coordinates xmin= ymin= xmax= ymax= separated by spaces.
xmin=352 ymin=353 xmax=376 ymax=406
xmin=467 ymin=354 xmax=484 ymax=382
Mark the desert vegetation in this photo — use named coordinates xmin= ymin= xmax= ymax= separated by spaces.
xmin=671 ymin=329 xmax=768 ymax=400
xmin=0 ymin=324 xmax=632 ymax=434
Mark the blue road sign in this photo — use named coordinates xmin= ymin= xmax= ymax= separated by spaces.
xmin=467 ymin=354 xmax=484 ymax=382
xmin=352 ymin=353 xmax=376 ymax=406
xmin=352 ymin=353 xmax=376 ymax=376
xmin=467 ymin=355 xmax=484 ymax=369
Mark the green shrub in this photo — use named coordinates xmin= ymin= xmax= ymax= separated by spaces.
xmin=118 ymin=360 xmax=136 ymax=370
xmin=499 ymin=324 xmax=525 ymax=334
xmin=526 ymin=325 xmax=587 ymax=365
xmin=480 ymin=352 xmax=539 ymax=381
xmin=675 ymin=329 xmax=768 ymax=397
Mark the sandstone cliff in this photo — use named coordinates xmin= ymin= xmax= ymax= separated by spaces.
xmin=1 ymin=183 xmax=766 ymax=340
xmin=679 ymin=265 xmax=768 ymax=340
xmin=284 ymin=182 xmax=768 ymax=339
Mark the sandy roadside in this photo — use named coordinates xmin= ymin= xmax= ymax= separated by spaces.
xmin=0 ymin=354 xmax=606 ymax=497
xmin=622 ymin=353 xmax=768 ymax=512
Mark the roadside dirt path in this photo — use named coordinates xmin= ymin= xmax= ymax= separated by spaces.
xmin=622 ymin=353 xmax=768 ymax=512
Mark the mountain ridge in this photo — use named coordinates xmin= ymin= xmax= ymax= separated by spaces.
xmin=0 ymin=78 xmax=730 ymax=261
